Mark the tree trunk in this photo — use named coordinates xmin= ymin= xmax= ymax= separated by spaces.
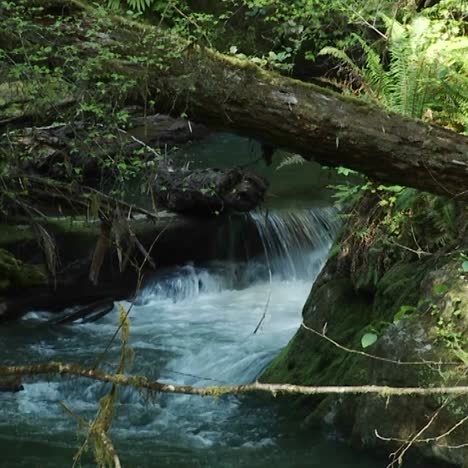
xmin=8 ymin=1 xmax=468 ymax=199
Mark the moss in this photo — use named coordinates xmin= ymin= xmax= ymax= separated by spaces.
xmin=372 ymin=261 xmax=428 ymax=322
xmin=261 ymin=277 xmax=373 ymax=414
xmin=0 ymin=248 xmax=46 ymax=292
xmin=0 ymin=224 xmax=35 ymax=246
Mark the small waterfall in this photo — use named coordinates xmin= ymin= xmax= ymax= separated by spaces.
xmin=137 ymin=207 xmax=339 ymax=306
xmin=137 ymin=265 xmax=230 ymax=304
xmin=137 ymin=262 xmax=267 ymax=305
xmin=250 ymin=206 xmax=340 ymax=280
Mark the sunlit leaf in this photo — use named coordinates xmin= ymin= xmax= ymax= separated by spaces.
xmin=361 ymin=332 xmax=378 ymax=349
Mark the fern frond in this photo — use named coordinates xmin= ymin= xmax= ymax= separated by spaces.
xmin=276 ymin=154 xmax=306 ymax=171
xmin=106 ymin=0 xmax=121 ymax=10
xmin=351 ymin=34 xmax=390 ymax=104
xmin=318 ymin=46 xmax=363 ymax=78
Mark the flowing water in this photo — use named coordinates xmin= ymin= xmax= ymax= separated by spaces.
xmin=0 ymin=207 xmax=392 ymax=467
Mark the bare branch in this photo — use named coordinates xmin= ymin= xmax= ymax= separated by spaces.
xmin=2 ymin=362 xmax=468 ymax=397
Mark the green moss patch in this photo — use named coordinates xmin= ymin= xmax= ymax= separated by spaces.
xmin=0 ymin=248 xmax=46 ymax=292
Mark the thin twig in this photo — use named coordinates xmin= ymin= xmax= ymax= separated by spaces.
xmin=386 ymin=403 xmax=445 ymax=468
xmin=300 ymin=322 xmax=461 ymax=367
xmin=253 ymin=210 xmax=273 ymax=335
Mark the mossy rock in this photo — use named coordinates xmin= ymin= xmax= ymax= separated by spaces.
xmin=260 ymin=247 xmax=468 ymax=466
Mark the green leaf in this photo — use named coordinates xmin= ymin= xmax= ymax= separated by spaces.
xmin=336 ymin=166 xmax=356 ymax=176
xmin=462 ymin=261 xmax=468 ymax=273
xmin=361 ymin=332 xmax=378 ymax=349
xmin=453 ymin=348 xmax=468 ymax=366
xmin=433 ymin=283 xmax=449 ymax=295
xmin=393 ymin=305 xmax=416 ymax=324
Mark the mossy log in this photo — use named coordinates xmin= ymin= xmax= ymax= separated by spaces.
xmin=155 ymin=52 xmax=468 ymax=199
xmin=0 ymin=248 xmax=46 ymax=293
xmin=2 ymin=1 xmax=467 ymax=197
xmin=19 ymin=0 xmax=466 ymax=200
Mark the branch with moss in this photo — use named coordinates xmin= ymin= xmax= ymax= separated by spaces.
xmin=2 ymin=362 xmax=468 ymax=397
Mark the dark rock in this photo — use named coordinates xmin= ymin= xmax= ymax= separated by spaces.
xmin=128 ymin=113 xmax=208 ymax=146
xmin=153 ymin=167 xmax=268 ymax=215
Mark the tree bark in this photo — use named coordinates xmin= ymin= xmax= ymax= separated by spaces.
xmin=9 ymin=1 xmax=468 ymax=199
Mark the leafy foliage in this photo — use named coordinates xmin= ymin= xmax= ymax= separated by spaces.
xmin=0 ymin=0 xmax=167 ymax=209
xmin=323 ymin=4 xmax=466 ymax=299
xmin=275 ymin=154 xmax=305 ymax=170
xmin=319 ymin=12 xmax=468 ymax=131
xmin=101 ymin=0 xmax=395 ymax=75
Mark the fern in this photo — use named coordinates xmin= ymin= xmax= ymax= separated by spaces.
xmin=106 ymin=0 xmax=155 ymax=12
xmin=106 ymin=0 xmax=121 ymax=10
xmin=276 ymin=154 xmax=306 ymax=170
xmin=392 ymin=190 xmax=458 ymax=251
xmin=320 ymin=14 xmax=468 ymax=129
xmin=318 ymin=46 xmax=363 ymax=78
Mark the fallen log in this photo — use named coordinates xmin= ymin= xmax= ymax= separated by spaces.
xmin=152 ymin=50 xmax=468 ymax=200
xmin=3 ymin=1 xmax=468 ymax=198
xmin=81 ymin=2 xmax=468 ymax=198
xmin=47 ymin=298 xmax=114 ymax=325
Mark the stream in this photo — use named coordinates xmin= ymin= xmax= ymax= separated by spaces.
xmin=0 ymin=137 xmax=396 ymax=467
xmin=0 ymin=206 xmax=393 ymax=467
